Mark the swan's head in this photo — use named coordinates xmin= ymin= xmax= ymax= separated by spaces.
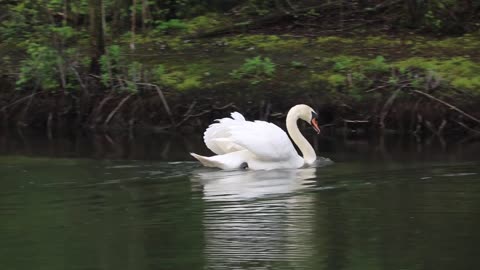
xmin=293 ymin=104 xmax=321 ymax=134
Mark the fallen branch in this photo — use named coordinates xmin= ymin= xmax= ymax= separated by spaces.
xmin=456 ymin=120 xmax=480 ymax=136
xmin=103 ymin=93 xmax=133 ymax=128
xmin=413 ymin=90 xmax=480 ymax=125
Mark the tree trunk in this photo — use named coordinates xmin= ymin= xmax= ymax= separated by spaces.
xmin=405 ymin=0 xmax=424 ymax=27
xmin=89 ymin=0 xmax=105 ymax=74
xmin=131 ymin=0 xmax=136 ymax=50
xmin=64 ymin=0 xmax=70 ymax=25
xmin=111 ymin=0 xmax=129 ymax=33
xmin=141 ymin=0 xmax=149 ymax=32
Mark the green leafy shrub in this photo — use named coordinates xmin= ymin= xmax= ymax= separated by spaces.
xmin=230 ymin=56 xmax=276 ymax=84
xmin=100 ymin=45 xmax=123 ymax=87
xmin=100 ymin=45 xmax=152 ymax=93
xmin=365 ymin=56 xmax=390 ymax=73
xmin=17 ymin=43 xmax=61 ymax=90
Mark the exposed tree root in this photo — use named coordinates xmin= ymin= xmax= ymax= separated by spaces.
xmin=103 ymin=93 xmax=133 ymax=128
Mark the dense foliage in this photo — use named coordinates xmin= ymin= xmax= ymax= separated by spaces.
xmin=1 ymin=0 xmax=479 ymax=92
xmin=0 ymin=0 xmax=479 ymax=135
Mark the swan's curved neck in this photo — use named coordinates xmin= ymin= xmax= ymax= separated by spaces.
xmin=286 ymin=107 xmax=316 ymax=165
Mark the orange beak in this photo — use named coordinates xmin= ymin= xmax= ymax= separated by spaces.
xmin=311 ymin=118 xmax=321 ymax=134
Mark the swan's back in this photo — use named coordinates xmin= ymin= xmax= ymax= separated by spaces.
xmin=203 ymin=112 xmax=298 ymax=161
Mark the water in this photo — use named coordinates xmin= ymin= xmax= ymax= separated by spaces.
xmin=1 ymin=132 xmax=480 ymax=270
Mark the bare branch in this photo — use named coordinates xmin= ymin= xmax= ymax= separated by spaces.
xmin=413 ymin=90 xmax=480 ymax=125
xmin=103 ymin=93 xmax=133 ymax=127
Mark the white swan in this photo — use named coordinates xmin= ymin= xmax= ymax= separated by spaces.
xmin=190 ymin=104 xmax=321 ymax=170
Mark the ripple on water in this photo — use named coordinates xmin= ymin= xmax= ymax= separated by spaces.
xmin=2 ymin=155 xmax=480 ymax=270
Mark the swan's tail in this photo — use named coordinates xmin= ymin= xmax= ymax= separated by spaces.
xmin=190 ymin=151 xmax=249 ymax=170
xmin=190 ymin=153 xmax=223 ymax=168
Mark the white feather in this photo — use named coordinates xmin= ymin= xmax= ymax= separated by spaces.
xmin=192 ymin=110 xmax=307 ymax=170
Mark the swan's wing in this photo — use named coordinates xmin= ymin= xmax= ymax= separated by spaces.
xmin=204 ymin=112 xmax=297 ymax=161
xmin=229 ymin=120 xmax=297 ymax=161
xmin=204 ymin=112 xmax=247 ymax=155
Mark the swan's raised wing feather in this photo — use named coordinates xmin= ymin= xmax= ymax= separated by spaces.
xmin=204 ymin=112 xmax=246 ymax=155
xmin=204 ymin=112 xmax=297 ymax=161
xmin=229 ymin=120 xmax=297 ymax=161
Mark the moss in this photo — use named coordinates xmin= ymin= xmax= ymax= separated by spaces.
xmin=151 ymin=14 xmax=228 ymax=36
xmin=326 ymin=74 xmax=347 ymax=87
xmin=176 ymin=76 xmax=202 ymax=90
xmin=185 ymin=14 xmax=225 ymax=34
xmin=330 ymin=55 xmax=391 ymax=74
xmin=154 ymin=63 xmax=209 ymax=91
xmin=224 ymin=34 xmax=308 ymax=51
xmin=413 ymin=34 xmax=480 ymax=52
xmin=315 ymin=36 xmax=355 ymax=44
xmin=135 ymin=33 xmax=480 ymax=97
xmin=393 ymin=56 xmax=480 ymax=92
xmin=364 ymin=36 xmax=402 ymax=46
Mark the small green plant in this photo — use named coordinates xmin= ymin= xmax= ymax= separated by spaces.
xmin=156 ymin=19 xmax=187 ymax=33
xmin=126 ymin=61 xmax=143 ymax=93
xmin=365 ymin=55 xmax=390 ymax=73
xmin=326 ymin=74 xmax=346 ymax=87
xmin=424 ymin=10 xmax=442 ymax=32
xmin=100 ymin=45 xmax=122 ymax=87
xmin=290 ymin=61 xmax=307 ymax=69
xmin=230 ymin=56 xmax=276 ymax=84
xmin=333 ymin=55 xmax=356 ymax=72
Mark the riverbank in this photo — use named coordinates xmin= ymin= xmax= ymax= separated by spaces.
xmin=1 ymin=13 xmax=480 ymax=139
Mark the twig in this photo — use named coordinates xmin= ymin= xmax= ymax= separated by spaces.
xmin=18 ymin=90 xmax=37 ymax=126
xmin=343 ymin=119 xmax=370 ymax=123
xmin=456 ymin=120 xmax=480 ymax=136
xmin=0 ymin=92 xmax=39 ymax=111
xmin=174 ymin=101 xmax=197 ymax=127
xmin=183 ymin=101 xmax=197 ymax=117
xmin=366 ymin=80 xmax=410 ymax=93
xmin=70 ymin=66 xmax=87 ymax=92
xmin=212 ymin=102 xmax=237 ymax=110
xmin=413 ymin=90 xmax=480 ymax=125
xmin=90 ymin=93 xmax=114 ymax=127
xmin=189 ymin=110 xmax=212 ymax=118
xmin=89 ymin=76 xmax=176 ymax=127
xmin=380 ymin=87 xmax=402 ymax=130
xmin=136 ymin=82 xmax=176 ymax=126
xmin=47 ymin=112 xmax=53 ymax=140
xmin=103 ymin=93 xmax=133 ymax=127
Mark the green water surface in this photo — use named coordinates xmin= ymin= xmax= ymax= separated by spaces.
xmin=1 ymin=135 xmax=480 ymax=270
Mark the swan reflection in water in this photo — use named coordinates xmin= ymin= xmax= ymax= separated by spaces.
xmin=191 ymin=167 xmax=319 ymax=269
